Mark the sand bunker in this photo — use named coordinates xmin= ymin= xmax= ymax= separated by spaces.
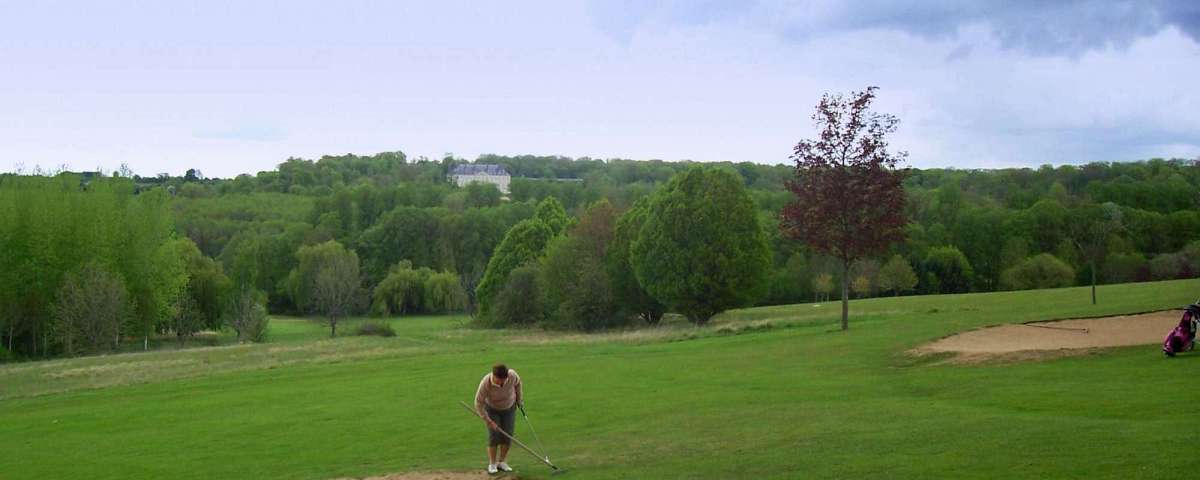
xmin=915 ymin=310 xmax=1181 ymax=362
xmin=333 ymin=472 xmax=518 ymax=480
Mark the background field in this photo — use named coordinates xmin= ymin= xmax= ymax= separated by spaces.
xmin=4 ymin=279 xmax=1200 ymax=479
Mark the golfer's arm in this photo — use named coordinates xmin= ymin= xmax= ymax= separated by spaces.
xmin=474 ymin=379 xmax=489 ymax=421
xmin=514 ymin=376 xmax=523 ymax=406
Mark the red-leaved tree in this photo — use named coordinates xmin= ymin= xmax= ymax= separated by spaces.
xmin=781 ymin=86 xmax=908 ymax=330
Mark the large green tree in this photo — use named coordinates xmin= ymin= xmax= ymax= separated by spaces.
xmin=631 ymin=167 xmax=771 ymax=324
xmin=475 ymin=219 xmax=556 ymax=317
xmin=607 ymin=197 xmax=666 ymax=324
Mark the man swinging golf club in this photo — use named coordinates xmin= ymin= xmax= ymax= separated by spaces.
xmin=474 ymin=363 xmax=522 ymax=474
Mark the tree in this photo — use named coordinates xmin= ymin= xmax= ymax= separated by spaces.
xmin=487 ymin=265 xmax=545 ymax=328
xmin=171 ymin=238 xmax=232 ymax=331
xmin=464 ymin=182 xmax=503 ymax=208
xmin=631 ymin=167 xmax=771 ymax=324
xmin=52 ymin=263 xmax=129 ymax=355
xmin=534 ymin=196 xmax=571 ymax=236
xmin=169 ymin=294 xmax=205 ymax=345
xmin=876 ymin=255 xmax=918 ymax=296
xmin=924 ymin=246 xmax=974 ymax=294
xmin=851 ymin=275 xmax=872 ymax=299
xmin=540 ymin=200 xmax=622 ymax=331
xmin=476 ymin=219 xmax=556 ymax=317
xmin=227 ymin=285 xmax=269 ymax=343
xmin=781 ymin=87 xmax=907 ymax=330
xmin=1068 ymin=202 xmax=1123 ymax=304
xmin=1000 ymin=254 xmax=1076 ymax=291
xmin=370 ymin=261 xmax=430 ymax=316
xmin=813 ymin=273 xmax=835 ymax=302
xmin=606 ymin=197 xmax=666 ymax=325
xmin=424 ymin=271 xmax=467 ymax=313
xmin=357 ymin=207 xmax=442 ymax=283
xmin=288 ymin=241 xmax=362 ymax=336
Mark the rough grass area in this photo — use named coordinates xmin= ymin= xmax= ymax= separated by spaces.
xmin=2 ymin=280 xmax=1199 ymax=479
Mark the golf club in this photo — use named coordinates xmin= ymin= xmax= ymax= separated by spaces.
xmin=459 ymin=401 xmax=565 ymax=474
xmin=517 ymin=403 xmax=551 ymax=465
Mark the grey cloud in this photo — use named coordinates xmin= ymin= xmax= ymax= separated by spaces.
xmin=591 ymin=0 xmax=1200 ymax=55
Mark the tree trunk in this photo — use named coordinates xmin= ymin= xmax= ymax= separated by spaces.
xmin=1090 ymin=261 xmax=1097 ymax=305
xmin=143 ymin=335 xmax=148 ymax=351
xmin=330 ymin=316 xmax=337 ymax=337
xmin=840 ymin=259 xmax=849 ymax=331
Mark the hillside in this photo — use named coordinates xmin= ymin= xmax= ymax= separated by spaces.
xmin=2 ymin=279 xmax=1198 ymax=479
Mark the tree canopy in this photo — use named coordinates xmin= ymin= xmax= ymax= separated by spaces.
xmin=631 ymin=166 xmax=771 ymax=324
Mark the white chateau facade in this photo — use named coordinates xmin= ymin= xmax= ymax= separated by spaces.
xmin=449 ymin=164 xmax=511 ymax=194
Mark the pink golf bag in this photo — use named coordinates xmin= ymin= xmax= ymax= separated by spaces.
xmin=1163 ymin=304 xmax=1200 ymax=357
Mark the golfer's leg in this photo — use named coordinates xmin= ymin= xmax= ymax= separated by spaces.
xmin=500 ymin=406 xmax=516 ymax=462
xmin=488 ymin=446 xmax=497 ymax=464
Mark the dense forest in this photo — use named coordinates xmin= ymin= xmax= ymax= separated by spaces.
xmin=2 ymin=151 xmax=1199 ymax=359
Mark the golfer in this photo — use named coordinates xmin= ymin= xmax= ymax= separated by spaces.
xmin=474 ymin=363 xmax=522 ymax=474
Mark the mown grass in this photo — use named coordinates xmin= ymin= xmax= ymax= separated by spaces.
xmin=3 ymin=280 xmax=1199 ymax=479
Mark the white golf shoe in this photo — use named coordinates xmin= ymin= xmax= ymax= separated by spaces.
xmin=497 ymin=462 xmax=513 ymax=472
xmin=487 ymin=463 xmax=498 ymax=475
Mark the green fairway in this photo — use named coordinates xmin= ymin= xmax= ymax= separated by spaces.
xmin=4 ymin=280 xmax=1200 ymax=479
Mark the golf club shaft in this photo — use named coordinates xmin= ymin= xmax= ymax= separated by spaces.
xmin=518 ymin=404 xmax=550 ymax=460
xmin=459 ymin=401 xmax=559 ymax=470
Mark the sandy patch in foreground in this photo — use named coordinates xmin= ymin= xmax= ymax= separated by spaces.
xmin=914 ymin=310 xmax=1182 ymax=362
xmin=333 ymin=471 xmax=518 ymax=480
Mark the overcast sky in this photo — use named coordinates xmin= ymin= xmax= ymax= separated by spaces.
xmin=2 ymin=1 xmax=1198 ymax=178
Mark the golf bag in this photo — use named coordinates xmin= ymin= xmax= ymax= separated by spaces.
xmin=1162 ymin=303 xmax=1200 ymax=357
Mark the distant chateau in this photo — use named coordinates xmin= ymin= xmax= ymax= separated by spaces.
xmin=449 ymin=164 xmax=511 ymax=194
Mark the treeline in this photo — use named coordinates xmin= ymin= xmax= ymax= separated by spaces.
xmin=163 ymin=152 xmax=1200 ymax=311
xmin=0 ymin=175 xmax=268 ymax=360
xmin=5 ymin=152 xmax=1200 ymax=359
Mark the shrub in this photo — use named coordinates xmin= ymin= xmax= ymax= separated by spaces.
xmin=371 ymin=261 xmax=430 ymax=316
xmin=0 ymin=344 xmax=13 ymax=363
xmin=424 ymin=271 xmax=467 ymax=313
xmin=355 ymin=321 xmax=396 ymax=337
xmin=486 ymin=265 xmax=545 ymax=328
xmin=1102 ymin=253 xmax=1148 ymax=283
xmin=1000 ymin=253 xmax=1076 ymax=290
xmin=1149 ymin=253 xmax=1188 ymax=280
xmin=876 ymin=254 xmax=918 ymax=296
xmin=851 ymin=275 xmax=872 ymax=298
xmin=923 ymin=246 xmax=974 ymax=294
xmin=241 ymin=307 xmax=270 ymax=343
xmin=229 ymin=286 xmax=270 ymax=343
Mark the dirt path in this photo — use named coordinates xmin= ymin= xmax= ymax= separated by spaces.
xmin=914 ymin=310 xmax=1181 ymax=362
